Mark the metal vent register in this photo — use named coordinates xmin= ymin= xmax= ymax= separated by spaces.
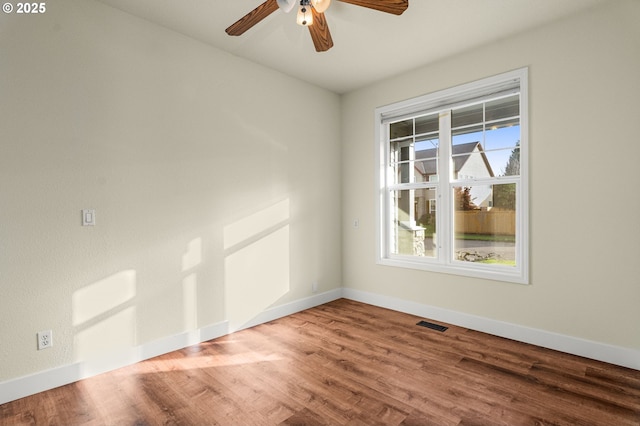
xmin=416 ymin=320 xmax=448 ymax=332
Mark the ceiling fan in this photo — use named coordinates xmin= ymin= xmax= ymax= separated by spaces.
xmin=226 ymin=0 xmax=409 ymax=52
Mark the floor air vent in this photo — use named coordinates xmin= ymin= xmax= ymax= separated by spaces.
xmin=416 ymin=320 xmax=448 ymax=332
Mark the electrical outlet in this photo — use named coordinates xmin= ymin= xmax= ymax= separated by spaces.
xmin=37 ymin=330 xmax=53 ymax=350
xmin=312 ymin=281 xmax=318 ymax=293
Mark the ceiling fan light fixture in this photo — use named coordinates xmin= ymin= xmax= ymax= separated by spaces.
xmin=311 ymin=0 xmax=331 ymax=13
xmin=296 ymin=3 xmax=313 ymax=26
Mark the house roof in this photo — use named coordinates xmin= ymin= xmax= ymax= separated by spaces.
xmin=415 ymin=141 xmax=495 ymax=177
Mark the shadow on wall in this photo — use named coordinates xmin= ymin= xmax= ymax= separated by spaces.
xmin=182 ymin=238 xmax=202 ymax=331
xmin=71 ymin=237 xmax=205 ymax=364
xmin=72 ymin=270 xmax=138 ymax=362
xmin=223 ymin=198 xmax=291 ymax=332
xmin=70 ymin=198 xmax=291 ymax=364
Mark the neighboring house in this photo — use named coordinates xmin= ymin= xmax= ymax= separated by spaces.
xmin=414 ymin=141 xmax=494 ymax=223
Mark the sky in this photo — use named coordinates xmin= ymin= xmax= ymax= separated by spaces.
xmin=415 ymin=125 xmax=520 ymax=177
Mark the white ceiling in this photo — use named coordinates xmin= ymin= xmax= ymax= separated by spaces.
xmin=95 ymin=0 xmax=607 ymax=94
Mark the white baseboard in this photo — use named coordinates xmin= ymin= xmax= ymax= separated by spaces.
xmin=341 ymin=288 xmax=640 ymax=371
xmin=0 ymin=289 xmax=342 ymax=405
xmin=0 ymin=320 xmax=229 ymax=405
xmin=3 ymin=286 xmax=636 ymax=405
xmin=235 ymin=288 xmax=343 ymax=331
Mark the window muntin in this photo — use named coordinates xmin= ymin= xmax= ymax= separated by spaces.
xmin=376 ymin=68 xmax=528 ymax=284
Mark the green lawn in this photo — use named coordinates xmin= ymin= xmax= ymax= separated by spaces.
xmin=478 ymin=259 xmax=517 ymax=266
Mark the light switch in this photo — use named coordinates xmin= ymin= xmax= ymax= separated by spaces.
xmin=82 ymin=209 xmax=95 ymax=226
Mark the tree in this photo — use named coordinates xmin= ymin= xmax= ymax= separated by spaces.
xmin=492 ymin=183 xmax=516 ymax=210
xmin=504 ymin=141 xmax=520 ymax=176
xmin=493 ymin=142 xmax=520 ymax=210
xmin=454 ymin=186 xmax=477 ymax=211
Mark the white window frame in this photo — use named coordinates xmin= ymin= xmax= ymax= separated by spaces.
xmin=375 ymin=68 xmax=529 ymax=284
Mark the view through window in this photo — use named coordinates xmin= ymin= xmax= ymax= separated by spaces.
xmin=377 ymin=69 xmax=528 ymax=284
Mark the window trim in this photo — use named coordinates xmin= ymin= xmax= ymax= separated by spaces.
xmin=375 ymin=68 xmax=529 ymax=285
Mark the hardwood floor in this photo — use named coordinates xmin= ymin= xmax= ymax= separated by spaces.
xmin=2 ymin=298 xmax=639 ymax=425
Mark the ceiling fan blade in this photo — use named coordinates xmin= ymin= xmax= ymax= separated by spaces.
xmin=337 ymin=0 xmax=408 ymax=15
xmin=226 ymin=0 xmax=280 ymax=36
xmin=308 ymin=8 xmax=334 ymax=52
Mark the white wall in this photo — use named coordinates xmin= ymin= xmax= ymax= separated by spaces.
xmin=342 ymin=1 xmax=640 ymax=351
xmin=0 ymin=0 xmax=341 ymax=383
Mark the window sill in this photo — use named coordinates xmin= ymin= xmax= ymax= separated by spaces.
xmin=377 ymin=256 xmax=529 ymax=285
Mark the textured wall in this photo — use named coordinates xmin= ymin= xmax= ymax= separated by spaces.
xmin=341 ymin=0 xmax=640 ymax=350
xmin=0 ymin=0 xmax=341 ymax=381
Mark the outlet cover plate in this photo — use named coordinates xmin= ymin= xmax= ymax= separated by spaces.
xmin=37 ymin=330 xmax=53 ymax=350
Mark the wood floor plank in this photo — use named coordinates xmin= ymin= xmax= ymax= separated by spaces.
xmin=1 ymin=298 xmax=639 ymax=425
xmin=458 ymin=356 xmax=640 ymax=425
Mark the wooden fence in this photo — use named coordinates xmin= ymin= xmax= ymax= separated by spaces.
xmin=455 ymin=209 xmax=515 ymax=236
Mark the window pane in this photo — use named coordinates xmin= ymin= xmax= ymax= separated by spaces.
xmin=453 ymin=152 xmax=495 ymax=180
xmin=485 ymin=121 xmax=519 ymax=150
xmin=415 ymin=114 xmax=439 ymax=135
xmin=391 ymin=189 xmax=437 ymax=257
xmin=452 ymin=103 xmax=482 ymax=128
xmin=485 ymin=95 xmax=519 ymax=122
xmin=452 ymin=125 xmax=482 ymax=146
xmin=390 ymin=119 xmax=412 ymax=139
xmin=485 ymin=147 xmax=520 ymax=177
xmin=451 ymin=127 xmax=486 ymax=180
xmin=415 ymin=137 xmax=439 ymax=182
xmin=399 ymin=145 xmax=411 ymax=183
xmin=486 ymin=124 xmax=520 ymax=176
xmin=390 ymin=141 xmax=414 ymax=184
xmin=453 ymin=184 xmax=516 ymax=266
xmin=501 ymin=144 xmax=520 ymax=176
xmin=414 ymin=158 xmax=437 ymax=182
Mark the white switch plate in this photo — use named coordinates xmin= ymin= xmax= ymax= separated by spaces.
xmin=82 ymin=209 xmax=96 ymax=226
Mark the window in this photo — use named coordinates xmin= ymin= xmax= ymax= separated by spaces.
xmin=376 ymin=68 xmax=528 ymax=284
